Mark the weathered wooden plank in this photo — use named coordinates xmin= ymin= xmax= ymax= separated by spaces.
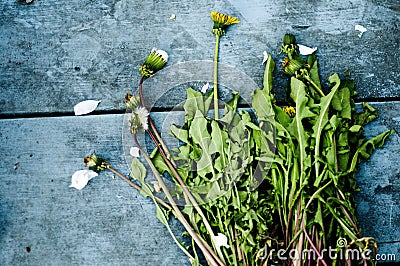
xmin=0 ymin=114 xmax=189 ymax=265
xmin=0 ymin=0 xmax=399 ymax=115
xmin=353 ymin=102 xmax=400 ymax=252
xmin=1 ymin=102 xmax=399 ymax=264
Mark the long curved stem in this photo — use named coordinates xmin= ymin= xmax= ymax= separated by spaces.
xmin=145 ymin=128 xmax=226 ymax=264
xmin=337 ymin=191 xmax=360 ymax=235
xmin=108 ymin=166 xmax=170 ymax=210
xmin=305 ymin=76 xmax=325 ymax=97
xmin=138 ymin=76 xmax=225 ymax=263
xmin=304 ymin=180 xmax=332 ymax=209
xmin=302 ymin=226 xmax=328 ymax=266
xmin=213 ymin=34 xmax=220 ymax=120
xmin=138 ymin=77 xmax=172 ymax=161
xmin=133 ymin=134 xmax=223 ymax=266
xmin=107 ymin=166 xmax=195 ymax=261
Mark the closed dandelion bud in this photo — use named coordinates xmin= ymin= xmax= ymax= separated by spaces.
xmin=283 ymin=57 xmax=304 ymax=75
xmin=139 ymin=48 xmax=168 ymax=78
xmin=281 ymin=34 xmax=298 ymax=57
xmin=124 ymin=93 xmax=141 ymax=109
xmin=84 ymin=153 xmax=109 ymax=171
xmin=283 ymin=33 xmax=296 ymax=45
xmin=210 ymin=11 xmax=240 ymax=37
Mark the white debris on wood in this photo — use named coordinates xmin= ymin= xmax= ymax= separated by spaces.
xmin=201 ymin=83 xmax=209 ymax=94
xmin=74 ymin=100 xmax=101 ymax=116
xmin=214 ymin=233 xmax=230 ymax=249
xmin=262 ymin=51 xmax=269 ymax=64
xmin=355 ymin=24 xmax=367 ymax=37
xmin=70 ymin=170 xmax=98 ymax=190
xmin=130 ymin=147 xmax=140 ymax=157
xmin=297 ymin=44 xmax=318 ymax=55
xmin=151 ymin=181 xmax=162 ymax=193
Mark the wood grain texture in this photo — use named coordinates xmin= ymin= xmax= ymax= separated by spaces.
xmin=0 ymin=114 xmax=189 ymax=265
xmin=1 ymin=102 xmax=399 ymax=264
xmin=0 ymin=0 xmax=399 ymax=115
xmin=1 ymin=0 xmax=399 ymax=264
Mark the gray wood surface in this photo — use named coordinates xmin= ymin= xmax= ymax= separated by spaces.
xmin=0 ymin=114 xmax=189 ymax=265
xmin=1 ymin=0 xmax=399 ymax=265
xmin=0 ymin=0 xmax=399 ymax=115
xmin=1 ymin=104 xmax=399 ymax=265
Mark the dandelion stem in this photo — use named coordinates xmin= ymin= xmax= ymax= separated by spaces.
xmin=108 ymin=166 xmax=170 ymax=210
xmin=132 ymin=134 xmax=223 ymax=266
xmin=138 ymin=76 xmax=225 ymax=264
xmin=107 ymin=166 xmax=206 ymax=263
xmin=108 ymin=166 xmax=196 ymax=262
xmin=302 ymin=225 xmax=328 ymax=266
xmin=145 ymin=127 xmax=226 ymax=265
xmin=138 ymin=77 xmax=171 ymax=159
xmin=213 ymin=34 xmax=220 ymax=120
xmin=305 ymin=76 xmax=325 ymax=97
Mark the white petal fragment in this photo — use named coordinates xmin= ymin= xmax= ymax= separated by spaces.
xmin=130 ymin=147 xmax=140 ymax=157
xmin=201 ymin=83 xmax=209 ymax=94
xmin=70 ymin=170 xmax=98 ymax=190
xmin=134 ymin=107 xmax=149 ymax=131
xmin=214 ymin=233 xmax=230 ymax=249
xmin=153 ymin=48 xmax=168 ymax=63
xmin=74 ymin=100 xmax=101 ymax=116
xmin=262 ymin=51 xmax=269 ymax=64
xmin=151 ymin=181 xmax=162 ymax=193
xmin=355 ymin=24 xmax=367 ymax=37
xmin=297 ymin=44 xmax=318 ymax=55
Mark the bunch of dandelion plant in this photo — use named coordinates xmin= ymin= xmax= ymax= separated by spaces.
xmin=74 ymin=12 xmax=394 ymax=266
xmin=255 ymin=34 xmax=393 ymax=266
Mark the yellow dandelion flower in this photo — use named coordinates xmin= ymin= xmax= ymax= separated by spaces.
xmin=211 ymin=11 xmax=240 ymax=26
xmin=282 ymin=106 xmax=296 ymax=117
xmin=210 ymin=11 xmax=240 ymax=36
